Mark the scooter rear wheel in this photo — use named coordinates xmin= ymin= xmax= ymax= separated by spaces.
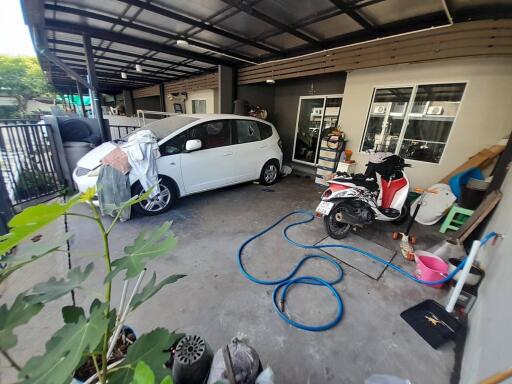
xmin=324 ymin=205 xmax=352 ymax=240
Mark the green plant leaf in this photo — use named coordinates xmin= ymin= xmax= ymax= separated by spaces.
xmin=160 ymin=376 xmax=173 ymax=384
xmin=0 ymin=234 xmax=72 ymax=284
xmin=105 ymin=222 xmax=177 ymax=282
xmin=130 ymin=273 xmax=185 ymax=311
xmin=24 ymin=263 xmax=93 ymax=304
xmin=0 ymin=294 xmax=44 ymax=350
xmin=130 ymin=361 xmax=174 ymax=384
xmin=108 ymin=328 xmax=183 ymax=384
xmin=0 ymin=195 xmax=80 ymax=255
xmin=20 ymin=299 xmax=109 ymax=384
xmin=61 ymin=306 xmax=85 ymax=324
xmin=131 ymin=361 xmax=155 ymax=384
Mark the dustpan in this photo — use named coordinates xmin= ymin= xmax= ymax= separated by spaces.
xmin=400 ymin=299 xmax=462 ymax=349
xmin=401 ymin=238 xmax=486 ymax=349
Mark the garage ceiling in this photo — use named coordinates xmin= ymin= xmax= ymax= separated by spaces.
xmin=22 ymin=0 xmax=512 ymax=93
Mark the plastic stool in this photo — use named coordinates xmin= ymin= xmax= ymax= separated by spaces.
xmin=440 ymin=205 xmax=474 ymax=233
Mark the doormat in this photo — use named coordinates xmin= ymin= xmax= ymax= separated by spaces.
xmin=316 ymin=234 xmax=396 ymax=280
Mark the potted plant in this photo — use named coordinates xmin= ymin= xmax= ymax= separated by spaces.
xmin=0 ymin=188 xmax=185 ymax=384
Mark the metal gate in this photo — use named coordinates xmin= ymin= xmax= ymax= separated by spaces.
xmin=0 ymin=123 xmax=66 ymax=211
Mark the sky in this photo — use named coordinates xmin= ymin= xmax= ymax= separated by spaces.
xmin=0 ymin=0 xmax=36 ymax=56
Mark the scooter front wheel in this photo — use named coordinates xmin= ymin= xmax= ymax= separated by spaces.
xmin=324 ymin=207 xmax=352 ymax=240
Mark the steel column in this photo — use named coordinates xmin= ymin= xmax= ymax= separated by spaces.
xmin=82 ymin=34 xmax=109 ymax=141
xmin=76 ymin=80 xmax=86 ymax=117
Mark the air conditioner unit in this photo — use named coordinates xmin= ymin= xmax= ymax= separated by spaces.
xmin=373 ymin=105 xmax=386 ymax=114
xmin=427 ymin=106 xmax=443 ymax=115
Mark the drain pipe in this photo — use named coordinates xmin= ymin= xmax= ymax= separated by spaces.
xmin=445 ymin=240 xmax=481 ymax=313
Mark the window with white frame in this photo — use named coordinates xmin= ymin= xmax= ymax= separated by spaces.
xmin=191 ymin=99 xmax=207 ymax=114
xmin=360 ymin=83 xmax=466 ymax=163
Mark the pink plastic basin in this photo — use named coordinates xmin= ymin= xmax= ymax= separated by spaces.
xmin=414 ymin=251 xmax=449 ymax=288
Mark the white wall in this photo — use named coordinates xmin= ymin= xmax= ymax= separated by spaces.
xmin=339 ymin=57 xmax=512 ymax=188
xmin=185 ymin=89 xmax=216 ymax=114
xmin=460 ymin=166 xmax=512 ymax=383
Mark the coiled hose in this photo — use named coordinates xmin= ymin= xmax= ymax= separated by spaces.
xmin=237 ymin=210 xmax=497 ymax=332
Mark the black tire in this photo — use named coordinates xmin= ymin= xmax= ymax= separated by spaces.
xmin=131 ymin=177 xmax=176 ymax=216
xmin=324 ymin=204 xmax=352 ymax=240
xmin=259 ymin=160 xmax=279 ymax=185
xmin=392 ymin=200 xmax=410 ymax=224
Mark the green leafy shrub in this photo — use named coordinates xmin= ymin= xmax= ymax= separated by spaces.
xmin=0 ymin=188 xmax=184 ymax=384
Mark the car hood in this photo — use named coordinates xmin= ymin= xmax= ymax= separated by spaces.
xmin=76 ymin=141 xmax=117 ymax=170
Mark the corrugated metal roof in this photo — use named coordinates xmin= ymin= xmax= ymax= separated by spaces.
xmin=21 ymin=0 xmax=512 ymax=93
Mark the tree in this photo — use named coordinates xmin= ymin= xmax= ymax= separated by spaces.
xmin=0 ymin=55 xmax=53 ymax=118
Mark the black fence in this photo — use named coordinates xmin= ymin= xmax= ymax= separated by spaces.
xmin=0 ymin=118 xmax=42 ymax=125
xmin=0 ymin=124 xmax=65 ymax=209
xmin=110 ymin=125 xmax=138 ymax=140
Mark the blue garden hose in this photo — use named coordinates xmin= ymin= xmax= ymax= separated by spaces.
xmin=237 ymin=210 xmax=497 ymax=332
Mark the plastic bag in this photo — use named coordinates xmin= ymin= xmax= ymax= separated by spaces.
xmin=207 ymin=335 xmax=261 ymax=384
xmin=255 ymin=367 xmax=274 ymax=384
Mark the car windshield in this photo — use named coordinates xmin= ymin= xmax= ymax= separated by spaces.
xmin=132 ymin=115 xmax=199 ymax=140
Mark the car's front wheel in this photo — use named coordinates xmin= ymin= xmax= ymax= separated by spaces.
xmin=131 ymin=177 xmax=176 ymax=216
xmin=259 ymin=160 xmax=279 ymax=185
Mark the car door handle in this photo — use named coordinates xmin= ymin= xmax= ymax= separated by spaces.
xmin=223 ymin=152 xmax=233 ymax=156
xmin=259 ymin=145 xmax=267 ymax=149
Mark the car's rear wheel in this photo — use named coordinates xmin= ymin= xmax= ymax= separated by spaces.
xmin=131 ymin=177 xmax=176 ymax=216
xmin=259 ymin=160 xmax=279 ymax=185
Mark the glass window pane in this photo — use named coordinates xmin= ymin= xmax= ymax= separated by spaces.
xmin=192 ymin=100 xmax=206 ymax=114
xmin=258 ymin=122 xmax=273 ymax=140
xmin=189 ymin=121 xmax=231 ymax=149
xmin=294 ymin=98 xmax=324 ymax=164
xmin=235 ymin=120 xmax=261 ymax=144
xmin=402 ymin=83 xmax=465 ymax=163
xmin=321 ymin=97 xmax=342 ymax=132
xmin=399 ymin=141 xmax=446 ymax=163
xmin=361 ymin=87 xmax=413 ymax=152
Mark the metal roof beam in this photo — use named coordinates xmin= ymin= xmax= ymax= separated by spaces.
xmin=220 ymin=0 xmax=322 ymax=46
xmin=269 ymin=10 xmax=447 ymax=59
xmin=115 ymin=0 xmax=280 ymax=55
xmin=45 ymin=4 xmax=258 ymax=63
xmin=56 ymin=56 xmax=177 ymax=81
xmin=53 ymin=49 xmax=183 ymax=78
xmin=44 ymin=19 xmax=234 ymax=66
xmin=329 ymin=0 xmax=378 ymax=35
xmin=47 ymin=39 xmax=205 ymax=74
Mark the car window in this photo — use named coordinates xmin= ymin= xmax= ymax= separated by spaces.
xmin=235 ymin=120 xmax=261 ymax=144
xmin=189 ymin=120 xmax=231 ymax=149
xmin=159 ymin=130 xmax=188 ymax=155
xmin=258 ymin=122 xmax=273 ymax=140
xmin=138 ymin=115 xmax=198 ymax=139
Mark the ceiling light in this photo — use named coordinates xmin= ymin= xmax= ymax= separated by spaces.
xmin=266 ymin=79 xmax=275 ymax=84
xmin=177 ymin=39 xmax=189 ymax=47
xmin=135 ymin=64 xmax=142 ymax=72
xmin=121 ymin=72 xmax=127 ymax=79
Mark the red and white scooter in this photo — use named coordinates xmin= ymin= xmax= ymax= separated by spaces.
xmin=316 ymin=153 xmax=411 ymax=239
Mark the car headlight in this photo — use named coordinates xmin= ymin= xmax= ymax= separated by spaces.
xmin=87 ymin=166 xmax=101 ymax=177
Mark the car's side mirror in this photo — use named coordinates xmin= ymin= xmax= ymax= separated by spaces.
xmin=185 ymin=139 xmax=202 ymax=152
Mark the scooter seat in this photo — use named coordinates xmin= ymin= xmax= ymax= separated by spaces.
xmin=333 ymin=174 xmax=379 ymax=192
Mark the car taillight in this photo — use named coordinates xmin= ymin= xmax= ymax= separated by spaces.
xmin=278 ymin=139 xmax=283 ymax=149
xmin=322 ymin=188 xmax=332 ymax=199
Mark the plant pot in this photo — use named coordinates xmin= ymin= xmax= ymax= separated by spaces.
xmin=71 ymin=326 xmax=137 ymax=384
xmin=447 ymin=258 xmax=484 ymax=286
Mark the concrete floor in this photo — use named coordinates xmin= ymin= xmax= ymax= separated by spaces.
xmin=1 ymin=175 xmax=456 ymax=384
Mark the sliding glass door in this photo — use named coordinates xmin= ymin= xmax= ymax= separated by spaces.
xmin=293 ymin=95 xmax=343 ymax=165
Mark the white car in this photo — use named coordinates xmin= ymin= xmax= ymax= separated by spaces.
xmin=73 ymin=114 xmax=283 ymax=216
